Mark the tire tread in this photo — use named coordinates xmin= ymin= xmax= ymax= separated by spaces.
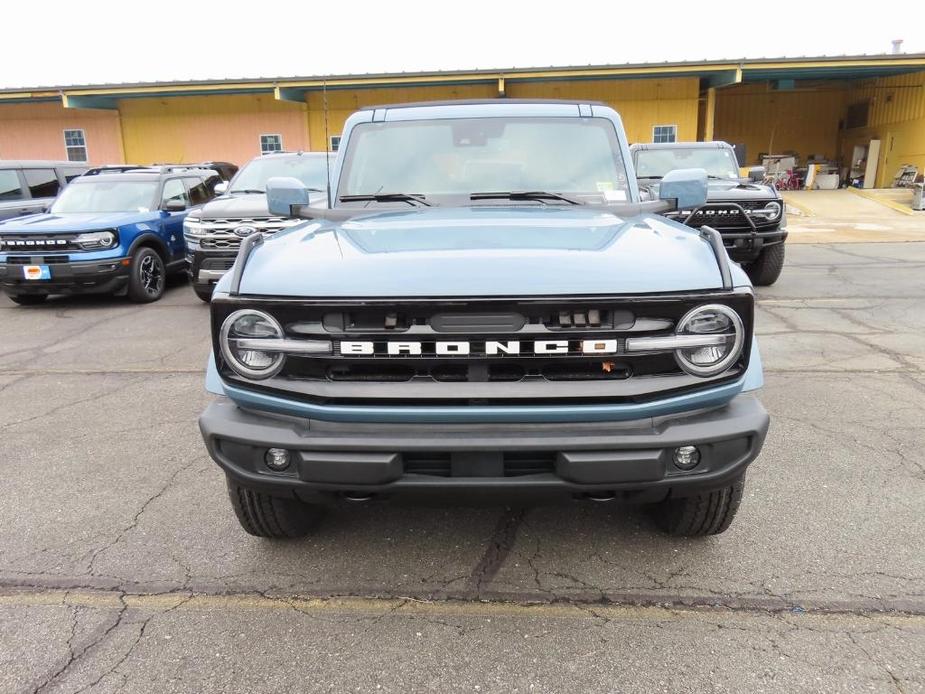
xmin=227 ymin=480 xmax=323 ymax=539
xmin=657 ymin=475 xmax=745 ymax=537
xmin=746 ymin=243 xmax=785 ymax=286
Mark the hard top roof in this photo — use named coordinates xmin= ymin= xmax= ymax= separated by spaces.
xmin=631 ymin=141 xmax=734 ymax=151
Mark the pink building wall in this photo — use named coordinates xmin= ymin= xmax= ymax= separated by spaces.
xmin=0 ymin=102 xmax=124 ymax=164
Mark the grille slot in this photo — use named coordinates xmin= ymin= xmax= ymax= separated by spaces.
xmin=403 ymin=451 xmax=556 ymax=477
xmin=201 ymin=257 xmax=237 ymax=271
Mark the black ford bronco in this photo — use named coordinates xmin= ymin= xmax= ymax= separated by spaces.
xmin=632 ymin=141 xmax=787 ymax=286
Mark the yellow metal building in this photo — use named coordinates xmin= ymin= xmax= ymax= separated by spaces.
xmin=1 ymin=54 xmax=924 ymax=188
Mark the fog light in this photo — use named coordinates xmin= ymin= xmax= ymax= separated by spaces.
xmin=673 ymin=445 xmax=701 ymax=470
xmin=265 ymin=448 xmax=291 ymax=471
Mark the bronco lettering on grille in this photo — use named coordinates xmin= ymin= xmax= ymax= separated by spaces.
xmin=339 ymin=340 xmax=620 ymax=357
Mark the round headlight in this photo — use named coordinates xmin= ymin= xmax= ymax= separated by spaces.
xmin=220 ymin=309 xmax=285 ymax=380
xmin=754 ymin=201 xmax=781 ymax=220
xmin=674 ymin=304 xmax=744 ymax=377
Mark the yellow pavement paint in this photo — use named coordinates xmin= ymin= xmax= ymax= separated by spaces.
xmin=0 ymin=589 xmax=922 ymax=628
xmin=781 ymin=193 xmax=816 ymax=217
xmin=847 ymin=187 xmax=915 ymax=216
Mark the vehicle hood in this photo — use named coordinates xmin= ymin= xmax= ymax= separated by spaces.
xmin=643 ymin=179 xmax=779 ymax=201
xmin=195 ymin=193 xmax=270 ymax=220
xmin=194 ymin=191 xmax=326 ymax=220
xmin=232 ymin=206 xmax=738 ymax=298
xmin=0 ymin=211 xmax=159 ymax=233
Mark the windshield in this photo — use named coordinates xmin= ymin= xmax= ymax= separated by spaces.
xmin=230 ymin=155 xmax=331 ymax=193
xmin=50 ymin=180 xmax=158 ymax=213
xmin=635 ymin=147 xmax=740 ymax=179
xmin=338 ymin=117 xmax=630 ymax=201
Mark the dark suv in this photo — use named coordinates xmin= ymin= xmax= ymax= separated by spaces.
xmin=631 ymin=142 xmax=787 ymax=286
xmin=0 ymin=165 xmax=219 ymax=304
xmin=183 ymin=152 xmax=332 ymax=302
xmin=0 ymin=161 xmax=89 ymax=221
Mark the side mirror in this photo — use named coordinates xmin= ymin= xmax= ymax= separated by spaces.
xmin=214 ymin=181 xmax=228 ymax=195
xmin=658 ymin=168 xmax=708 ymax=210
xmin=163 ymin=199 xmax=187 ymax=212
xmin=266 ymin=176 xmax=311 ymax=217
xmin=748 ymin=166 xmax=766 ymax=182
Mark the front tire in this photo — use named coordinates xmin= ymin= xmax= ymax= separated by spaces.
xmin=194 ymin=285 xmax=213 ymax=303
xmin=654 ymin=475 xmax=745 ymax=537
xmin=7 ymin=294 xmax=48 ymax=306
xmin=127 ymin=247 xmax=166 ymax=303
xmin=227 ymin=479 xmax=325 ymax=539
xmin=746 ymin=243 xmax=785 ymax=286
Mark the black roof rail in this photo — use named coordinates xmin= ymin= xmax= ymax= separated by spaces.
xmin=82 ymin=165 xmax=153 ymax=176
xmin=82 ymin=164 xmax=218 ymax=177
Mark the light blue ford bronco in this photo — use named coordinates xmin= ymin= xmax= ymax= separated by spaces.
xmin=198 ymin=100 xmax=769 ymax=539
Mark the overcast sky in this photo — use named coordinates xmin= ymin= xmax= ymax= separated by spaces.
xmin=1 ymin=0 xmax=921 ymax=89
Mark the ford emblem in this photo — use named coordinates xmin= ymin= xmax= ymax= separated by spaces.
xmin=233 ymin=225 xmax=258 ymax=238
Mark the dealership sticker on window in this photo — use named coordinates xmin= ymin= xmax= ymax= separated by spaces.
xmin=23 ymin=265 xmax=51 ymax=280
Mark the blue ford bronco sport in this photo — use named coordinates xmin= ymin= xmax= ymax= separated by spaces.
xmin=198 ymin=100 xmax=769 ymax=538
xmin=0 ymin=165 xmax=220 ymax=305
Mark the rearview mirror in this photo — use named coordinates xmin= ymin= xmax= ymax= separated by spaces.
xmin=163 ymin=199 xmax=187 ymax=212
xmin=748 ymin=166 xmax=766 ymax=182
xmin=266 ymin=176 xmax=311 ymax=217
xmin=214 ymin=181 xmax=228 ymax=195
xmin=658 ymin=168 xmax=708 ymax=210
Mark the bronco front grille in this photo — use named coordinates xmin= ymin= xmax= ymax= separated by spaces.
xmin=198 ymin=217 xmax=301 ymax=249
xmin=211 ymin=293 xmax=755 ymax=406
xmin=0 ymin=235 xmax=80 ymax=252
xmin=671 ymin=201 xmax=778 ymax=230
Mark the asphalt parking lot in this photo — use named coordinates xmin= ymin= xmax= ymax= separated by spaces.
xmin=1 ymin=239 xmax=923 ymax=692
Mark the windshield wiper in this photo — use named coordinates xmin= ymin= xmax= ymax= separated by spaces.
xmin=339 ymin=193 xmax=431 ymax=207
xmin=229 ymin=189 xmax=266 ymax=194
xmin=470 ymin=191 xmax=582 ymax=205
xmin=637 ymin=175 xmax=663 ymax=180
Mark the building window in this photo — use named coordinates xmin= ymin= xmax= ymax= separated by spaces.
xmin=64 ymin=129 xmax=88 ymax=162
xmin=652 ymin=125 xmax=677 ymax=144
xmin=260 ymin=134 xmax=283 ymax=154
xmin=329 ymin=135 xmax=341 ymax=152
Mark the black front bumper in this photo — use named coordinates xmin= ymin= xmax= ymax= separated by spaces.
xmin=0 ymin=257 xmax=130 ymax=297
xmin=188 ymin=250 xmax=237 ymax=291
xmin=199 ymin=395 xmax=769 ymax=503
xmin=722 ymin=227 xmax=788 ymax=262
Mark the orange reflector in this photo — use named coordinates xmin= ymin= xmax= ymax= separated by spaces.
xmin=121 ymin=259 xmax=131 ymax=266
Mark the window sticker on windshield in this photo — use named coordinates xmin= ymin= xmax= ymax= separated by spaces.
xmin=137 ymin=207 xmax=149 ymax=212
xmin=603 ymin=190 xmax=626 ymax=201
xmin=596 ymin=181 xmax=614 ymax=192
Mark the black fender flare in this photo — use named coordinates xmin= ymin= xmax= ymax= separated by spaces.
xmin=126 ymin=232 xmax=170 ymax=262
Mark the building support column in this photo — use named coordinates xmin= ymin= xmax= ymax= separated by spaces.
xmin=702 ymin=87 xmax=716 ymax=141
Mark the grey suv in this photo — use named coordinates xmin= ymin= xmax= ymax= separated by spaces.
xmin=0 ymin=161 xmax=89 ymax=221
xmin=183 ymin=152 xmax=332 ymax=302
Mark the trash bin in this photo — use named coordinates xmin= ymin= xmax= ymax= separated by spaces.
xmin=913 ymin=183 xmax=925 ymax=211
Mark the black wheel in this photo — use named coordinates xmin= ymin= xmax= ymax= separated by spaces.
xmin=746 ymin=243 xmax=785 ymax=286
xmin=7 ymin=294 xmax=48 ymax=306
xmin=127 ymin=247 xmax=166 ymax=303
xmin=654 ymin=475 xmax=746 ymax=537
xmin=226 ymin=479 xmax=325 ymax=539
xmin=194 ymin=285 xmax=213 ymax=303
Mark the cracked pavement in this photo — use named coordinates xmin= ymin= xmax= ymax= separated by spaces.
xmin=0 ymin=242 xmax=923 ymax=692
